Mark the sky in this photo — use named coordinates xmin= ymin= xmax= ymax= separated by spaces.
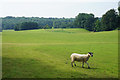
xmin=0 ymin=0 xmax=119 ymax=18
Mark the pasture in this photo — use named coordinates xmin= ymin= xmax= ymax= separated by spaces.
xmin=2 ymin=28 xmax=118 ymax=78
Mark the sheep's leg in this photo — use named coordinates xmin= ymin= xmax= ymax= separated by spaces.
xmin=71 ymin=57 xmax=74 ymax=67
xmin=85 ymin=62 xmax=90 ymax=69
xmin=82 ymin=62 xmax=84 ymax=68
xmin=71 ymin=62 xmax=73 ymax=67
xmin=74 ymin=62 xmax=76 ymax=66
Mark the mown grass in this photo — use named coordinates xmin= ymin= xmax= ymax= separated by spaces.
xmin=2 ymin=28 xmax=118 ymax=78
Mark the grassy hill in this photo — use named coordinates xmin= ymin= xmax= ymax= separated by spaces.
xmin=2 ymin=28 xmax=118 ymax=78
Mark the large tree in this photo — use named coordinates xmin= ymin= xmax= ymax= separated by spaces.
xmin=117 ymin=6 xmax=120 ymax=30
xmin=101 ymin=9 xmax=118 ymax=31
xmin=118 ymin=7 xmax=120 ymax=16
xmin=74 ymin=13 xmax=95 ymax=31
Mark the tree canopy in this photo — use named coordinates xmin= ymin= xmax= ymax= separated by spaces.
xmin=101 ymin=9 xmax=118 ymax=31
xmin=74 ymin=13 xmax=96 ymax=31
xmin=2 ymin=17 xmax=74 ymax=30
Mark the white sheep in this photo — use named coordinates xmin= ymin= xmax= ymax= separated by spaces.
xmin=70 ymin=52 xmax=93 ymax=69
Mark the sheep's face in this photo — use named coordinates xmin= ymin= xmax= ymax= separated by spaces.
xmin=88 ymin=52 xmax=93 ymax=57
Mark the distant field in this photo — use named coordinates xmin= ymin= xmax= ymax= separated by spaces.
xmin=2 ymin=28 xmax=118 ymax=78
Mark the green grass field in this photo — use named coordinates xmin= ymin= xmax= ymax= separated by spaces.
xmin=2 ymin=28 xmax=118 ymax=78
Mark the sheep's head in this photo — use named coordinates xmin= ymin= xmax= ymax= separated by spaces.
xmin=88 ymin=52 xmax=93 ymax=57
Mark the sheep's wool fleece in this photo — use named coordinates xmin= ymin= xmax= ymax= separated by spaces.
xmin=71 ymin=53 xmax=90 ymax=62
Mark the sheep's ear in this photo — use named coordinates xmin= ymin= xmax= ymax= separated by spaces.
xmin=88 ymin=52 xmax=91 ymax=54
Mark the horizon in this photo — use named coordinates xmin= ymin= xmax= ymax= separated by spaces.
xmin=0 ymin=0 xmax=119 ymax=18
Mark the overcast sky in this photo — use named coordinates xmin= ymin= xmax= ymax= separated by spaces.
xmin=0 ymin=0 xmax=119 ymax=18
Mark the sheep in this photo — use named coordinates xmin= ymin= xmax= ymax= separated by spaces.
xmin=70 ymin=52 xmax=93 ymax=69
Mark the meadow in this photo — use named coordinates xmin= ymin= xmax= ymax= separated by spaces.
xmin=2 ymin=28 xmax=118 ymax=78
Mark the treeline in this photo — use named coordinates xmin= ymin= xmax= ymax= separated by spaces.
xmin=1 ymin=7 xmax=120 ymax=32
xmin=1 ymin=17 xmax=74 ymax=30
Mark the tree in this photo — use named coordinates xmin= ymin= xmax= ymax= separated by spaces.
xmin=117 ymin=6 xmax=120 ymax=30
xmin=0 ymin=20 xmax=2 ymax=32
xmin=21 ymin=22 xmax=38 ymax=30
xmin=118 ymin=0 xmax=120 ymax=15
xmin=14 ymin=24 xmax=21 ymax=31
xmin=44 ymin=24 xmax=49 ymax=29
xmin=74 ymin=13 xmax=95 ymax=31
xmin=93 ymin=19 xmax=101 ymax=32
xmin=14 ymin=22 xmax=38 ymax=31
xmin=101 ymin=9 xmax=118 ymax=31
xmin=117 ymin=17 xmax=120 ymax=30
xmin=118 ymin=7 xmax=120 ymax=16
